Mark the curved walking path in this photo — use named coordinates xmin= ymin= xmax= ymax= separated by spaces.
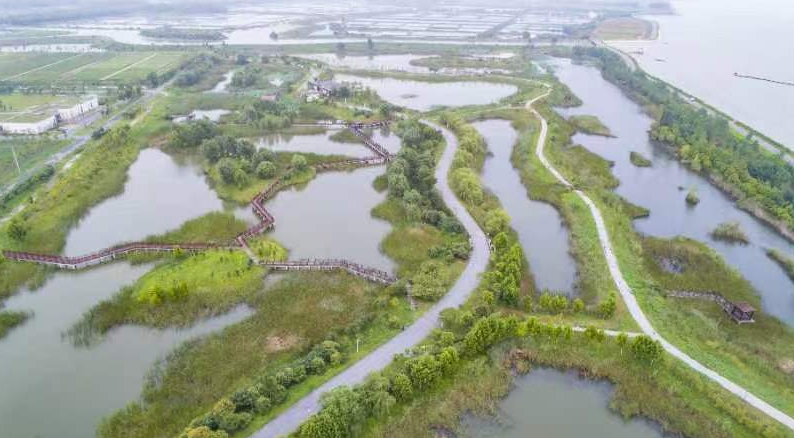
xmin=528 ymin=90 xmax=794 ymax=431
xmin=253 ymin=121 xmax=490 ymax=437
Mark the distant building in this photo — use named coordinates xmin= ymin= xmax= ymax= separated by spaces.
xmin=0 ymin=95 xmax=99 ymax=135
xmin=309 ymin=78 xmax=342 ymax=97
xmin=0 ymin=116 xmax=57 ymax=135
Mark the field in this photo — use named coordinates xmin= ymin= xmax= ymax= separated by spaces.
xmin=593 ymin=17 xmax=657 ymax=41
xmin=0 ymin=51 xmax=190 ymax=84
xmin=0 ymin=136 xmax=67 ymax=188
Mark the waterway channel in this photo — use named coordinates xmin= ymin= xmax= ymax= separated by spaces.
xmin=463 ymin=368 xmax=662 ymax=438
xmin=550 ymin=58 xmax=794 ymax=326
xmin=474 ymin=119 xmax=576 ymax=294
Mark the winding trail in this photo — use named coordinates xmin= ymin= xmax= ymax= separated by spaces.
xmin=252 ymin=121 xmax=490 ymax=437
xmin=528 ymin=89 xmax=794 ymax=431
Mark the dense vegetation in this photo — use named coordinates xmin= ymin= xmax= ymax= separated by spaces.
xmin=0 ymin=308 xmax=29 ymax=339
xmin=629 ymin=151 xmax=652 ymax=167
xmin=710 ymin=221 xmax=749 ymax=244
xmin=573 ymin=46 xmax=794 ymax=235
xmin=569 ymin=114 xmax=612 ymax=137
xmin=175 ymin=54 xmax=223 ymax=87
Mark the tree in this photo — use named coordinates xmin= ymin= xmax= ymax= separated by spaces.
xmin=631 ymin=335 xmax=664 ymax=365
xmin=256 ymin=161 xmax=277 ymax=179
xmin=291 ymin=154 xmax=308 ymax=171
xmin=390 ymin=373 xmax=413 ymax=401
xmin=405 ymin=354 xmax=442 ymax=389
xmin=598 ymin=292 xmax=617 ymax=318
xmin=437 ymin=346 xmax=460 ymax=374
xmin=269 ymin=31 xmax=278 ymax=40
xmin=186 ymin=426 xmax=228 ymax=438
xmin=7 ymin=217 xmax=28 ymax=241
xmin=572 ymin=298 xmax=585 ymax=313
xmin=484 ymin=208 xmax=510 ymax=236
xmin=616 ymin=332 xmax=628 ymax=355
xmin=146 ymin=71 xmax=159 ymax=88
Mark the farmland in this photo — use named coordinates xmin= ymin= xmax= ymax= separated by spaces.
xmin=0 ymin=51 xmax=191 ymax=84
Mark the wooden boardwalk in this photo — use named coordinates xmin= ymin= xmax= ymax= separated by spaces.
xmin=2 ymin=120 xmax=397 ymax=285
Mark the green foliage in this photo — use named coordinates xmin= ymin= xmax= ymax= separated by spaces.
xmin=170 ymin=119 xmax=218 ymax=149
xmin=710 ymin=221 xmax=749 ymax=245
xmin=538 ymin=292 xmax=569 ymax=314
xmin=6 ymin=217 xmax=27 ymax=241
xmin=629 ymin=151 xmax=652 ymax=167
xmin=390 ymin=373 xmax=413 ymax=402
xmin=411 ymin=260 xmax=452 ymax=301
xmin=630 ymin=335 xmax=664 ymax=364
xmin=598 ymin=292 xmax=617 ymax=319
xmin=483 ymin=232 xmax=524 ymax=306
xmin=291 ymin=154 xmax=308 ymax=171
xmin=686 ymin=189 xmax=700 ymax=205
xmin=0 ymin=309 xmax=30 ymax=339
xmin=463 ymin=314 xmax=518 ymax=354
xmin=484 ymin=208 xmax=510 ymax=236
xmin=450 ymin=167 xmax=483 ymax=204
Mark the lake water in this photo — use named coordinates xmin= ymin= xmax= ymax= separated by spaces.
xmin=610 ymin=0 xmax=794 ymax=148
xmin=551 ymin=58 xmax=794 ymax=326
xmin=173 ymin=109 xmax=231 ymax=123
xmin=474 ymin=119 xmax=577 ymax=294
xmin=63 ymin=148 xmax=251 ymax=256
xmin=265 ymin=166 xmax=393 ymax=273
xmin=0 ymin=262 xmax=253 ymax=438
xmin=463 ymin=368 xmax=662 ymax=438
xmin=255 ymin=131 xmax=373 ymax=158
xmin=334 ymin=74 xmax=518 ymax=111
xmin=209 ymin=70 xmax=235 ymax=93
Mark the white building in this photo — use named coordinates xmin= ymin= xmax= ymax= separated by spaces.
xmin=56 ymin=96 xmax=99 ymax=122
xmin=0 ymin=116 xmax=57 ymax=135
xmin=0 ymin=95 xmax=99 ymax=135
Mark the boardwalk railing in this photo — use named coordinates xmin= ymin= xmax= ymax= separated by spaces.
xmin=261 ymin=258 xmax=396 ymax=284
xmin=3 ymin=243 xmax=220 ymax=269
xmin=3 ymin=121 xmax=398 ymax=285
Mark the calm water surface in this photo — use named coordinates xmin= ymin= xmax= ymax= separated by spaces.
xmin=463 ymin=368 xmax=662 ymax=438
xmin=552 ymin=58 xmax=794 ymax=326
xmin=474 ymin=119 xmax=576 ymax=293
xmin=0 ymin=263 xmax=252 ymax=438
xmin=64 ymin=148 xmax=252 ymax=256
xmin=611 ymin=0 xmax=794 ymax=148
xmin=265 ymin=165 xmax=394 ymax=272
xmin=255 ymin=131 xmax=373 ymax=158
xmin=298 ymin=53 xmax=430 ymax=73
xmin=334 ymin=74 xmax=517 ymax=111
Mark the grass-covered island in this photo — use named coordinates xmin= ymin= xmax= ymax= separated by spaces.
xmin=568 ymin=114 xmax=613 ymax=137
xmin=630 ymin=151 xmax=652 ymax=167
xmin=710 ymin=221 xmax=750 ymax=244
xmin=140 ymin=26 xmax=226 ymax=41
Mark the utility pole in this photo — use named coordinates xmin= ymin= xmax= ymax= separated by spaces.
xmin=356 ymin=337 xmax=360 ymax=353
xmin=11 ymin=144 xmax=21 ymax=175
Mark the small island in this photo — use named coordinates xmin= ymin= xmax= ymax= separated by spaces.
xmin=710 ymin=221 xmax=749 ymax=244
xmin=685 ymin=189 xmax=700 ymax=205
xmin=630 ymin=151 xmax=652 ymax=167
xmin=140 ymin=26 xmax=226 ymax=41
xmin=569 ymin=115 xmax=613 ymax=137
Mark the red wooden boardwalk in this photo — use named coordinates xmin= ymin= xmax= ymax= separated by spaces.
xmin=2 ymin=121 xmax=396 ymax=284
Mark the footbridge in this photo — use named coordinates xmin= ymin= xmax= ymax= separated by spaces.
xmin=2 ymin=121 xmax=398 ymax=286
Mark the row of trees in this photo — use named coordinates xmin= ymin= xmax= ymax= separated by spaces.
xmin=179 ymin=340 xmax=346 ymax=438
xmin=575 ymin=46 xmax=794 ymax=231
xmin=298 ymin=310 xmax=664 ymax=438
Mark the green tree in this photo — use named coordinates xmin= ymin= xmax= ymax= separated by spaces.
xmin=405 ymin=354 xmax=442 ymax=389
xmin=256 ymin=161 xmax=277 ymax=179
xmin=616 ymin=332 xmax=629 ymax=355
xmin=291 ymin=154 xmax=308 ymax=171
xmin=598 ymin=292 xmax=617 ymax=318
xmin=7 ymin=217 xmax=28 ymax=241
xmin=631 ymin=335 xmax=664 ymax=365
xmin=390 ymin=373 xmax=413 ymax=401
xmin=484 ymin=208 xmax=511 ymax=236
xmin=572 ymin=298 xmax=585 ymax=313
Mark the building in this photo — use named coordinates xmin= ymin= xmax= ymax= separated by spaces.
xmin=0 ymin=95 xmax=98 ymax=135
xmin=55 ymin=96 xmax=99 ymax=123
xmin=0 ymin=116 xmax=57 ymax=135
xmin=727 ymin=301 xmax=756 ymax=324
xmin=309 ymin=78 xmax=342 ymax=97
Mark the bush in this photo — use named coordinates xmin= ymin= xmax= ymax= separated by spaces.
xmin=256 ymin=161 xmax=277 ymax=179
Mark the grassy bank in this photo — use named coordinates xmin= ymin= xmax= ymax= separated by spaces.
xmin=0 ymin=309 xmax=29 ymax=339
xmin=99 ymin=270 xmax=411 ymax=438
xmin=569 ymin=114 xmax=613 ymax=137
xmin=68 ymin=249 xmax=271 ymax=345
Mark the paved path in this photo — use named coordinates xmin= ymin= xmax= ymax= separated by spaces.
xmin=253 ymin=121 xmax=490 ymax=437
xmin=528 ymin=91 xmax=794 ymax=431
